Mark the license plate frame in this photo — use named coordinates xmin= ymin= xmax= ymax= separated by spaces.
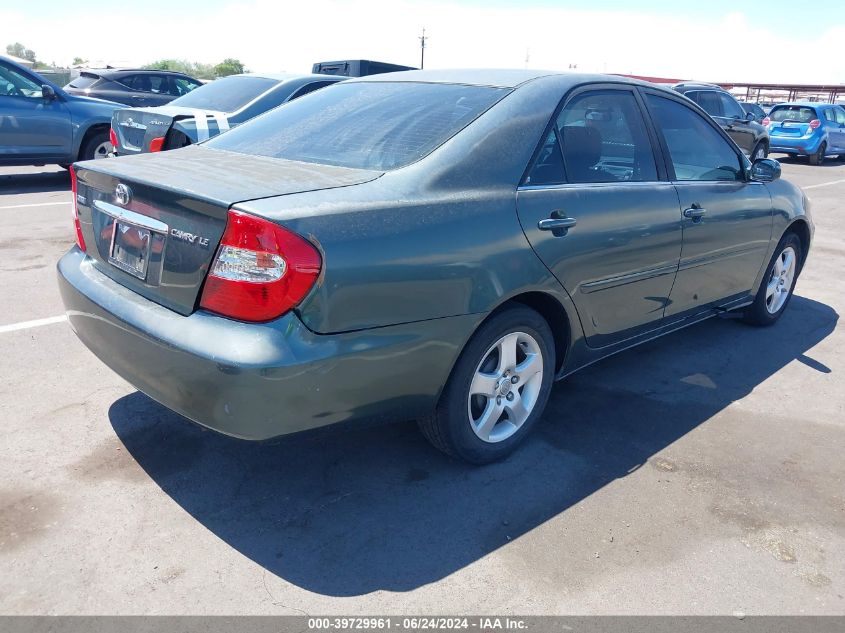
xmin=109 ymin=220 xmax=153 ymax=280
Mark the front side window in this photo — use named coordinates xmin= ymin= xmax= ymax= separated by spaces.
xmin=206 ymin=81 xmax=509 ymax=170
xmin=0 ymin=64 xmax=43 ymax=98
xmin=719 ymin=93 xmax=746 ymax=119
xmin=647 ymin=94 xmax=742 ymax=182
xmin=823 ymin=108 xmax=837 ymax=122
xmin=835 ymin=107 xmax=845 ymax=125
xmin=687 ymin=90 xmax=723 ymax=117
xmin=554 ymin=90 xmax=658 ymax=183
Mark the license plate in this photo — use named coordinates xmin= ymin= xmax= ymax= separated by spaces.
xmin=109 ymin=221 xmax=152 ymax=280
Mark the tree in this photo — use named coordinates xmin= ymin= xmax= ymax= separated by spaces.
xmin=6 ymin=42 xmax=36 ymax=62
xmin=143 ymin=59 xmax=215 ymax=80
xmin=72 ymin=57 xmax=88 ymax=66
xmin=214 ymin=58 xmax=245 ymax=77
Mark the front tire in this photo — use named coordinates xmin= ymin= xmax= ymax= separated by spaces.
xmin=418 ymin=306 xmax=555 ymax=464
xmin=751 ymin=141 xmax=768 ymax=161
xmin=743 ymin=232 xmax=802 ymax=326
xmin=808 ymin=142 xmax=826 ymax=166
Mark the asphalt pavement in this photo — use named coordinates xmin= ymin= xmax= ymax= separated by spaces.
xmin=0 ymin=157 xmax=843 ymax=615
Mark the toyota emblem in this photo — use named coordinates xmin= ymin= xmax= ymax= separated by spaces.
xmin=115 ymin=183 xmax=131 ymax=206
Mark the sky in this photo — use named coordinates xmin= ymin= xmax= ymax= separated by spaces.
xmin=2 ymin=0 xmax=844 ymax=84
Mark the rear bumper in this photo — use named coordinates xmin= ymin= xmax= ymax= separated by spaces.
xmin=770 ymin=134 xmax=824 ymax=155
xmin=58 ymin=248 xmax=478 ymax=440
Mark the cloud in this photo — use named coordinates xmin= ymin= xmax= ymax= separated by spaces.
xmin=2 ymin=1 xmax=843 ymax=84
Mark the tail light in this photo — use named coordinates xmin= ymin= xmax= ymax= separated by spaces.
xmin=109 ymin=126 xmax=118 ymax=149
xmin=149 ymin=136 xmax=165 ymax=152
xmin=809 ymin=119 xmax=821 ymax=129
xmin=199 ymin=209 xmax=321 ymax=322
xmin=69 ymin=166 xmax=86 ymax=252
xmin=761 ymin=117 xmax=770 ymax=126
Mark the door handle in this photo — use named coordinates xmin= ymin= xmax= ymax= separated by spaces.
xmin=538 ymin=217 xmax=577 ymax=233
xmin=683 ymin=206 xmax=707 ymax=221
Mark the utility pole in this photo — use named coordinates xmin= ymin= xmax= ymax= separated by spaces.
xmin=419 ymin=28 xmax=428 ymax=69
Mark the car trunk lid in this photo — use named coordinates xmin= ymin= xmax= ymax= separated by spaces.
xmin=113 ymin=106 xmax=231 ymax=154
xmin=74 ymin=146 xmax=381 ymax=315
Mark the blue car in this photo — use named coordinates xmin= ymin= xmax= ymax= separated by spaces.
xmin=0 ymin=55 xmax=120 ymax=167
xmin=765 ymin=102 xmax=845 ymax=165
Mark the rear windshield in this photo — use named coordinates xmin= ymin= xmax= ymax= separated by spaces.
xmin=769 ymin=105 xmax=818 ymax=123
xmin=68 ymin=74 xmax=98 ymax=89
xmin=205 ymin=81 xmax=510 ymax=170
xmin=170 ymin=75 xmax=278 ymax=112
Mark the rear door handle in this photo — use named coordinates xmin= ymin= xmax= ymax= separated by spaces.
xmin=683 ymin=207 xmax=707 ymax=220
xmin=538 ymin=217 xmax=577 ymax=232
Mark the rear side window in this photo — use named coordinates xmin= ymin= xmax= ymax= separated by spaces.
xmin=554 ymin=90 xmax=658 ymax=183
xmin=836 ymin=108 xmax=845 ymax=125
xmin=170 ymin=76 xmax=279 ymax=112
xmin=823 ymin=108 xmax=837 ymax=122
xmin=647 ymin=94 xmax=742 ymax=182
xmin=769 ymin=105 xmax=818 ymax=122
xmin=206 ymin=82 xmax=509 ymax=170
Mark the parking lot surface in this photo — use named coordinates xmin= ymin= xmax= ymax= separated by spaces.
xmin=1 ymin=158 xmax=843 ymax=615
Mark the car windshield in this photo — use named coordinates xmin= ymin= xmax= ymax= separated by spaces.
xmin=170 ymin=75 xmax=278 ymax=112
xmin=769 ymin=105 xmax=818 ymax=123
xmin=206 ymin=81 xmax=510 ymax=170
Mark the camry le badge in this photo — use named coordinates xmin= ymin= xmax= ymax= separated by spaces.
xmin=170 ymin=228 xmax=210 ymax=247
xmin=114 ymin=183 xmax=131 ymax=206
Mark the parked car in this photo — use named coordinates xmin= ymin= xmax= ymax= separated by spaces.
xmin=111 ymin=73 xmax=345 ymax=155
xmin=64 ymin=69 xmax=202 ymax=107
xmin=764 ymin=102 xmax=845 ymax=165
xmin=673 ymin=82 xmax=770 ymax=160
xmin=0 ymin=55 xmax=119 ymax=167
xmin=740 ymin=101 xmax=766 ymax=123
xmin=59 ymin=70 xmax=812 ymax=463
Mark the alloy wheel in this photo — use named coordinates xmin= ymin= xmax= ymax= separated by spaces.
xmin=765 ymin=245 xmax=797 ymax=314
xmin=467 ymin=331 xmax=544 ymax=443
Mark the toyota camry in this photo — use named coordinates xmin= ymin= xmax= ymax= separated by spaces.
xmin=58 ymin=70 xmax=813 ymax=463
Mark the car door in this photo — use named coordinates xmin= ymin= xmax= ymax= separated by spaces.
xmin=716 ymin=92 xmax=756 ymax=155
xmin=516 ymin=86 xmax=683 ymax=348
xmin=0 ymin=61 xmax=72 ymax=162
xmin=827 ymin=106 xmax=845 ymax=152
xmin=642 ymin=91 xmax=773 ymax=318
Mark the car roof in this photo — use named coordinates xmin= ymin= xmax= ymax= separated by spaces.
xmin=673 ymin=82 xmax=724 ymax=91
xmin=86 ymin=68 xmax=197 ymax=79
xmin=771 ymin=101 xmax=827 ymax=108
xmin=223 ymin=72 xmax=344 ymax=83
xmin=348 ymin=68 xmax=665 ymax=91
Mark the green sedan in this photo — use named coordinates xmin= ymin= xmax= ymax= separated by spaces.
xmin=58 ymin=70 xmax=813 ymax=463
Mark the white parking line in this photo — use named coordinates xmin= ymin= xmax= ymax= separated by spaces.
xmin=0 ymin=315 xmax=67 ymax=334
xmin=804 ymin=179 xmax=845 ymax=190
xmin=0 ymin=201 xmax=72 ymax=210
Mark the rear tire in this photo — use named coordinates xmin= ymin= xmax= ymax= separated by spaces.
xmin=743 ymin=232 xmax=802 ymax=326
xmin=808 ymin=142 xmax=826 ymax=166
xmin=79 ymin=129 xmax=113 ymax=161
xmin=418 ymin=305 xmax=555 ymax=464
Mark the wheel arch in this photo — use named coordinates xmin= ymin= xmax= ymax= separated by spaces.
xmin=76 ymin=123 xmax=110 ymax=161
xmin=785 ymin=218 xmax=811 ymax=270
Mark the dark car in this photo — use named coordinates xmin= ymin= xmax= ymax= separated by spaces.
xmin=111 ymin=73 xmax=344 ymax=155
xmin=64 ymin=69 xmax=202 ymax=107
xmin=740 ymin=101 xmax=767 ymax=123
xmin=59 ymin=70 xmax=812 ymax=463
xmin=764 ymin=102 xmax=845 ymax=165
xmin=0 ymin=55 xmax=119 ymax=166
xmin=673 ymin=82 xmax=770 ymax=160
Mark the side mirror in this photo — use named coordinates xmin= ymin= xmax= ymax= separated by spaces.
xmin=750 ymin=158 xmax=781 ymax=183
xmin=42 ymin=84 xmax=56 ymax=101
xmin=746 ymin=111 xmax=756 ymax=122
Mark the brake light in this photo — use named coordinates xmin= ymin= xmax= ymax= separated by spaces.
xmin=69 ymin=166 xmax=86 ymax=252
xmin=149 ymin=136 xmax=165 ymax=152
xmin=109 ymin=126 xmax=118 ymax=149
xmin=809 ymin=119 xmax=821 ymax=129
xmin=762 ymin=117 xmax=770 ymax=126
xmin=199 ymin=209 xmax=321 ymax=322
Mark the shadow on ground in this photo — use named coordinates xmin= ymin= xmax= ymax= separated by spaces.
xmin=109 ymin=295 xmax=837 ymax=596
xmin=0 ymin=169 xmax=70 ymax=194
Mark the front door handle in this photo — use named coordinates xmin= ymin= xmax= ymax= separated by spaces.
xmin=538 ymin=217 xmax=577 ymax=234
xmin=683 ymin=206 xmax=707 ymax=221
